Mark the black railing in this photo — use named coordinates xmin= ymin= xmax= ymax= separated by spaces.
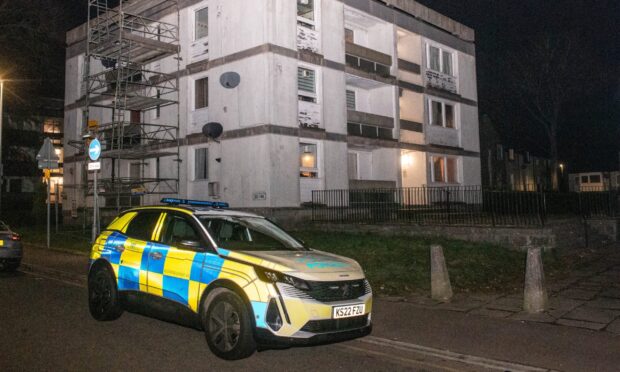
xmin=311 ymin=186 xmax=620 ymax=227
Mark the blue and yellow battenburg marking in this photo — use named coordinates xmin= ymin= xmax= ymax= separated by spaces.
xmin=90 ymin=210 xmax=271 ymax=321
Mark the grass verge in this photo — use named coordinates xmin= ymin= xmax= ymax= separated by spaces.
xmin=17 ymin=226 xmax=92 ymax=254
xmin=293 ymin=230 xmax=576 ymax=295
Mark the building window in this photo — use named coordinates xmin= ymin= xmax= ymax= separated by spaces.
xmin=195 ymin=8 xmax=209 ymax=40
xmin=345 ymin=28 xmax=354 ymax=43
xmin=195 ymin=77 xmax=208 ymax=110
xmin=298 ymin=67 xmax=316 ymax=102
xmin=195 ymin=148 xmax=208 ymax=180
xmin=428 ymin=99 xmax=456 ymax=128
xmin=297 ymin=0 xmax=314 ymax=28
xmin=427 ymin=44 xmax=454 ymax=76
xmin=432 ymin=156 xmax=459 ymax=184
xmin=590 ymin=175 xmax=602 ymax=183
xmin=300 ymin=143 xmax=318 ymax=178
xmin=347 ymin=123 xmax=392 ymax=140
xmin=346 ymin=90 xmax=356 ymax=110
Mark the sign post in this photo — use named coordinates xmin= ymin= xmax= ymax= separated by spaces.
xmin=36 ymin=138 xmax=60 ymax=249
xmin=88 ymin=138 xmax=102 ymax=243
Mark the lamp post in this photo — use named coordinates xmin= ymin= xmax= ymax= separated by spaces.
xmin=0 ymin=80 xmax=4 ymax=218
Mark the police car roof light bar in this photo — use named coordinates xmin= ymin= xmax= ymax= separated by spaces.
xmin=161 ymin=198 xmax=230 ymax=209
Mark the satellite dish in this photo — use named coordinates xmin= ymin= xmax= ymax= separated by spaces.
xmin=220 ymin=72 xmax=241 ymax=89
xmin=202 ymin=122 xmax=224 ymax=140
xmin=101 ymin=57 xmax=116 ymax=69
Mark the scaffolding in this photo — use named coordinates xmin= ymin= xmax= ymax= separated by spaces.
xmin=81 ymin=0 xmax=181 ymax=211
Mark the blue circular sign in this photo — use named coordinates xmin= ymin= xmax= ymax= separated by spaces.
xmin=89 ymin=139 xmax=102 ymax=161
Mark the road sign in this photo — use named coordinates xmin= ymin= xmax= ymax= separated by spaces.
xmin=88 ymin=162 xmax=101 ymax=171
xmin=38 ymin=160 xmax=59 ymax=170
xmin=36 ymin=138 xmax=60 ymax=170
xmin=89 ymin=138 xmax=102 ymax=161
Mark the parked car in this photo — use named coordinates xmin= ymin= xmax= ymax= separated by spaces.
xmin=88 ymin=199 xmax=372 ymax=360
xmin=0 ymin=221 xmax=22 ymax=272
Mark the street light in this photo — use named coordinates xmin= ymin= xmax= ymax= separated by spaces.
xmin=0 ymin=79 xmax=4 ymax=218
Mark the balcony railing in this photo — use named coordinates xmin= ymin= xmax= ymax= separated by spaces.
xmin=345 ymin=42 xmax=392 ymax=78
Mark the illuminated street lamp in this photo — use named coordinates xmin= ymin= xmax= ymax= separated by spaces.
xmin=0 ymin=79 xmax=4 ymax=217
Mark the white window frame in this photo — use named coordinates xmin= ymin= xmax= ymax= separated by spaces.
xmin=297 ymin=0 xmax=318 ymax=30
xmin=192 ymin=73 xmax=209 ymax=111
xmin=430 ymin=155 xmax=461 ymax=184
xmin=299 ymin=140 xmax=322 ymax=179
xmin=193 ymin=146 xmax=209 ymax=182
xmin=346 ymin=89 xmax=356 ymax=111
xmin=298 ymin=64 xmax=320 ymax=103
xmin=425 ymin=42 xmax=457 ymax=77
xmin=427 ymin=98 xmax=458 ymax=129
xmin=194 ymin=7 xmax=209 ymax=41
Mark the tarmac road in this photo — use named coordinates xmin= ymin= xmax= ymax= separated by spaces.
xmin=0 ymin=271 xmax=499 ymax=372
xmin=1 ymin=247 xmax=619 ymax=371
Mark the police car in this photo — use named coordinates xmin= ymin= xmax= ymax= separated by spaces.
xmin=88 ymin=199 xmax=372 ymax=360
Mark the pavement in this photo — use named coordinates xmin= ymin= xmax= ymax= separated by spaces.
xmin=1 ymin=245 xmax=619 ymax=371
xmin=382 ymin=245 xmax=620 ymax=335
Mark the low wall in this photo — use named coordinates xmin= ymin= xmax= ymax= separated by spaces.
xmin=311 ymin=223 xmax=556 ymax=251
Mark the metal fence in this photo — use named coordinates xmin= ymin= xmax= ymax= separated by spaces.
xmin=311 ymin=186 xmax=620 ymax=227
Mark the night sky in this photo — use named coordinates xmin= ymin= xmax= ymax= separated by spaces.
xmin=416 ymin=0 xmax=620 ymax=173
xmin=2 ymin=0 xmax=619 ymax=173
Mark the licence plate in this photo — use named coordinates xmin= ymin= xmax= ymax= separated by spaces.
xmin=332 ymin=304 xmax=365 ymax=319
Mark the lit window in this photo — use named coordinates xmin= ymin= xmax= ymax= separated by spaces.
xmin=427 ymin=44 xmax=454 ymax=76
xmin=432 ymin=156 xmax=459 ymax=184
xmin=195 ymin=77 xmax=208 ymax=110
xmin=195 ymin=8 xmax=209 ymax=40
xmin=300 ymin=143 xmax=318 ymax=178
xmin=429 ymin=99 xmax=456 ymax=129
xmin=195 ymin=148 xmax=208 ymax=180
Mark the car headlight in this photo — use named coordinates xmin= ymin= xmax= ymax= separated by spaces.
xmin=255 ymin=268 xmax=310 ymax=291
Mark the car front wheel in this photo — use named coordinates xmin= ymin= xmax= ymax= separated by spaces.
xmin=202 ymin=289 xmax=256 ymax=360
xmin=88 ymin=265 xmax=123 ymax=321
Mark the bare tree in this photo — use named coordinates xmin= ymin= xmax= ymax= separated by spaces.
xmin=502 ymin=31 xmax=598 ymax=189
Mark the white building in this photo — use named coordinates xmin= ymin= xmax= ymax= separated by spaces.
xmin=63 ymin=0 xmax=481 ymax=214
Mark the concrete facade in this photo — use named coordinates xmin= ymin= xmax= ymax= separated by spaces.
xmin=63 ymin=0 xmax=482 ymax=212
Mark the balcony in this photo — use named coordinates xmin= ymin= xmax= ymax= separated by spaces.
xmin=347 ymin=110 xmax=394 ymax=140
xmin=345 ymin=42 xmax=392 ymax=79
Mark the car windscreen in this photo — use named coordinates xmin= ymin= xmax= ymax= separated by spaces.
xmin=198 ymin=216 xmax=306 ymax=251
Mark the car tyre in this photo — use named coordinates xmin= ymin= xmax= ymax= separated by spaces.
xmin=202 ymin=289 xmax=256 ymax=360
xmin=0 ymin=260 xmax=20 ymax=272
xmin=88 ymin=265 xmax=123 ymax=321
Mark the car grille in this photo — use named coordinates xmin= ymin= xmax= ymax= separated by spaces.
xmin=278 ymin=279 xmax=372 ymax=302
xmin=301 ymin=314 xmax=369 ymax=333
xmin=304 ymin=279 xmax=371 ymax=302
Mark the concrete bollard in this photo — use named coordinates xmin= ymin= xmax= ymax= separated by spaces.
xmin=523 ymin=247 xmax=549 ymax=313
xmin=430 ymin=244 xmax=453 ymax=302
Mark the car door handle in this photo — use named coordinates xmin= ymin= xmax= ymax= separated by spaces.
xmin=114 ymin=245 xmax=125 ymax=253
xmin=150 ymin=252 xmax=163 ymax=260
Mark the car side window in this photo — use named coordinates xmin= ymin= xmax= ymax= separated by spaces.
xmin=203 ymin=218 xmax=287 ymax=251
xmin=161 ymin=214 xmax=203 ymax=248
xmin=125 ymin=211 xmax=162 ymax=241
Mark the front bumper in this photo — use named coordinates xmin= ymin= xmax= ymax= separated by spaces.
xmin=256 ymin=323 xmax=372 ymax=346
xmin=252 ymin=280 xmax=373 ymax=341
